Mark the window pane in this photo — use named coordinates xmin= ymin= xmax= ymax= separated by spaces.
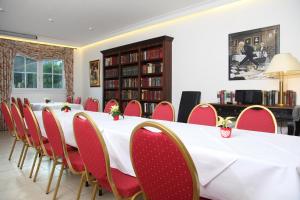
xmin=14 ymin=56 xmax=25 ymax=72
xmin=53 ymin=60 xmax=63 ymax=74
xmin=43 ymin=74 xmax=52 ymax=88
xmin=26 ymin=58 xmax=37 ymax=72
xmin=43 ymin=61 xmax=52 ymax=73
xmin=14 ymin=73 xmax=25 ymax=88
xmin=53 ymin=75 xmax=63 ymax=88
xmin=26 ymin=73 xmax=37 ymax=88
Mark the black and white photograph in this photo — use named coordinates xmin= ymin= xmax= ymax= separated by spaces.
xmin=229 ymin=25 xmax=280 ymax=80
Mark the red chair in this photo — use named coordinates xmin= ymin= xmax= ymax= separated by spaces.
xmin=84 ymin=97 xmax=92 ymax=109
xmin=23 ymin=104 xmax=53 ymax=182
xmin=11 ymin=97 xmax=16 ymax=104
xmin=152 ymin=101 xmax=175 ymax=121
xmin=11 ymin=103 xmax=33 ymax=169
xmin=235 ymin=105 xmax=277 ymax=133
xmin=73 ymin=112 xmax=141 ymax=200
xmin=130 ymin=121 xmax=201 ymax=200
xmin=124 ymin=100 xmax=142 ymax=117
xmin=74 ymin=97 xmax=81 ymax=104
xmin=66 ymin=96 xmax=73 ymax=103
xmin=187 ymin=104 xmax=218 ymax=126
xmin=24 ymin=98 xmax=30 ymax=105
xmin=1 ymin=101 xmax=17 ymax=160
xmin=42 ymin=108 xmax=85 ymax=199
xmin=104 ymin=99 xmax=118 ymax=113
xmin=17 ymin=97 xmax=24 ymax=117
xmin=85 ymin=98 xmax=99 ymax=112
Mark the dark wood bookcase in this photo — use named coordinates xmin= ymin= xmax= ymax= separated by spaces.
xmin=101 ymin=36 xmax=173 ymax=117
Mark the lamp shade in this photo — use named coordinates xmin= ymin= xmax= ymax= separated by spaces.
xmin=265 ymin=53 xmax=300 ymax=77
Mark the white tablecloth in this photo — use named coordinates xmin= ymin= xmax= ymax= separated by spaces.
xmin=31 ymin=102 xmax=83 ymax=111
xmin=34 ymin=110 xmax=300 ymax=200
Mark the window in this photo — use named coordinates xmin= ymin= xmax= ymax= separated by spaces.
xmin=13 ymin=55 xmax=65 ymax=89
xmin=13 ymin=56 xmax=37 ymax=88
xmin=43 ymin=60 xmax=64 ymax=88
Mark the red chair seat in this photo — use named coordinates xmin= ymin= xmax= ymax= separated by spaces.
xmin=63 ymin=150 xmax=85 ymax=172
xmin=99 ymin=168 xmax=140 ymax=198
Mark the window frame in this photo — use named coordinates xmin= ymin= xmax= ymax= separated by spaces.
xmin=12 ymin=55 xmax=66 ymax=91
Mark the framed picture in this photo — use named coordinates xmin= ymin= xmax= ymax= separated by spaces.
xmin=89 ymin=59 xmax=100 ymax=87
xmin=228 ymin=25 xmax=280 ymax=80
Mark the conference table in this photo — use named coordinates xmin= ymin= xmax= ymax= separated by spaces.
xmin=34 ymin=110 xmax=300 ymax=200
xmin=31 ymin=102 xmax=83 ymax=111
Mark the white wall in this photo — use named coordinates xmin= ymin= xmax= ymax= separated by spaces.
xmin=75 ymin=0 xmax=300 ymax=112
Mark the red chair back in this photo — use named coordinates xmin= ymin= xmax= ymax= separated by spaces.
xmin=152 ymin=101 xmax=175 ymax=121
xmin=11 ymin=97 xmax=16 ymax=104
xmin=85 ymin=98 xmax=99 ymax=112
xmin=11 ymin=103 xmax=27 ymax=140
xmin=66 ymin=96 xmax=73 ymax=103
xmin=0 ymin=101 xmax=15 ymax=135
xmin=124 ymin=100 xmax=142 ymax=117
xmin=104 ymin=99 xmax=118 ymax=113
xmin=17 ymin=98 xmax=24 ymax=117
xmin=24 ymin=98 xmax=30 ymax=105
xmin=42 ymin=108 xmax=65 ymax=157
xmin=187 ymin=104 xmax=218 ymax=126
xmin=236 ymin=105 xmax=277 ymax=133
xmin=23 ymin=104 xmax=44 ymax=148
xmin=73 ymin=113 xmax=111 ymax=187
xmin=130 ymin=121 xmax=199 ymax=200
xmin=74 ymin=97 xmax=81 ymax=104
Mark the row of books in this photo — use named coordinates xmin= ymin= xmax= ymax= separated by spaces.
xmin=262 ymin=90 xmax=297 ymax=106
xmin=141 ymin=77 xmax=162 ymax=87
xmin=105 ymin=68 xmax=118 ymax=78
xmin=105 ymin=56 xmax=118 ymax=66
xmin=122 ymin=78 xmax=138 ymax=88
xmin=141 ymin=90 xmax=162 ymax=101
xmin=122 ymin=66 xmax=139 ymax=76
xmin=104 ymin=80 xmax=119 ymax=89
xmin=121 ymin=52 xmax=138 ymax=64
xmin=142 ymin=63 xmax=163 ymax=74
xmin=143 ymin=102 xmax=157 ymax=114
xmin=105 ymin=91 xmax=119 ymax=100
xmin=141 ymin=47 xmax=163 ymax=61
xmin=217 ymin=90 xmax=235 ymax=104
xmin=121 ymin=90 xmax=138 ymax=100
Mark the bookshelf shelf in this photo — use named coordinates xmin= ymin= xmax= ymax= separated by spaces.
xmin=102 ymin=36 xmax=173 ymax=116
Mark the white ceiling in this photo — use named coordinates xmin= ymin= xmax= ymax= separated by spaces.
xmin=0 ymin=0 xmax=231 ymax=46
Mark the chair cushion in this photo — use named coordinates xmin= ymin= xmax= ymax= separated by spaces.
xmin=63 ymin=150 xmax=85 ymax=172
xmin=43 ymin=142 xmax=53 ymax=156
xmin=99 ymin=168 xmax=140 ymax=198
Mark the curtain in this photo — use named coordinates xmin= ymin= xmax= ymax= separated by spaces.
xmin=0 ymin=38 xmax=74 ymax=130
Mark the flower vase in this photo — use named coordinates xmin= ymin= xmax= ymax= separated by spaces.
xmin=220 ymin=127 xmax=232 ymax=138
xmin=113 ymin=115 xmax=119 ymax=121
xmin=64 ymin=109 xmax=69 ymax=113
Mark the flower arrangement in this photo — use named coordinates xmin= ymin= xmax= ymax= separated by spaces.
xmin=217 ymin=116 xmax=235 ymax=138
xmin=44 ymin=98 xmax=51 ymax=103
xmin=109 ymin=105 xmax=122 ymax=120
xmin=61 ymin=103 xmax=71 ymax=112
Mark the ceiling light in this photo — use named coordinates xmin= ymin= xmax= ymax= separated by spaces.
xmin=48 ymin=18 xmax=54 ymax=22
xmin=88 ymin=27 xmax=94 ymax=31
xmin=0 ymin=8 xmax=4 ymax=12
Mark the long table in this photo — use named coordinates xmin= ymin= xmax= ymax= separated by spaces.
xmin=31 ymin=102 xmax=83 ymax=111
xmin=34 ymin=110 xmax=300 ymax=200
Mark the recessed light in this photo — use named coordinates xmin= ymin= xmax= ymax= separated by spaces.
xmin=48 ymin=18 xmax=54 ymax=22
xmin=88 ymin=27 xmax=94 ymax=31
xmin=0 ymin=8 xmax=5 ymax=12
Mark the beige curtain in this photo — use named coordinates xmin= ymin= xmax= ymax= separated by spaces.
xmin=0 ymin=38 xmax=74 ymax=130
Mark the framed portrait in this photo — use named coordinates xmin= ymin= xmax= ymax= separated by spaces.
xmin=89 ymin=59 xmax=100 ymax=87
xmin=228 ymin=25 xmax=280 ymax=80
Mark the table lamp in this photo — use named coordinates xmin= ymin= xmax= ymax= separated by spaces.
xmin=265 ymin=53 xmax=300 ymax=106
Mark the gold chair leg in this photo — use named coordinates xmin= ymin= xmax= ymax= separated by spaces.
xmin=46 ymin=159 xmax=57 ymax=194
xmin=20 ymin=144 xmax=29 ymax=169
xmin=52 ymin=164 xmax=64 ymax=200
xmin=29 ymin=151 xmax=38 ymax=178
xmin=8 ymin=137 xmax=17 ymax=161
xmin=76 ymin=173 xmax=86 ymax=200
xmin=33 ymin=153 xmax=43 ymax=182
xmin=17 ymin=143 xmax=26 ymax=167
xmin=91 ymin=184 xmax=98 ymax=200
